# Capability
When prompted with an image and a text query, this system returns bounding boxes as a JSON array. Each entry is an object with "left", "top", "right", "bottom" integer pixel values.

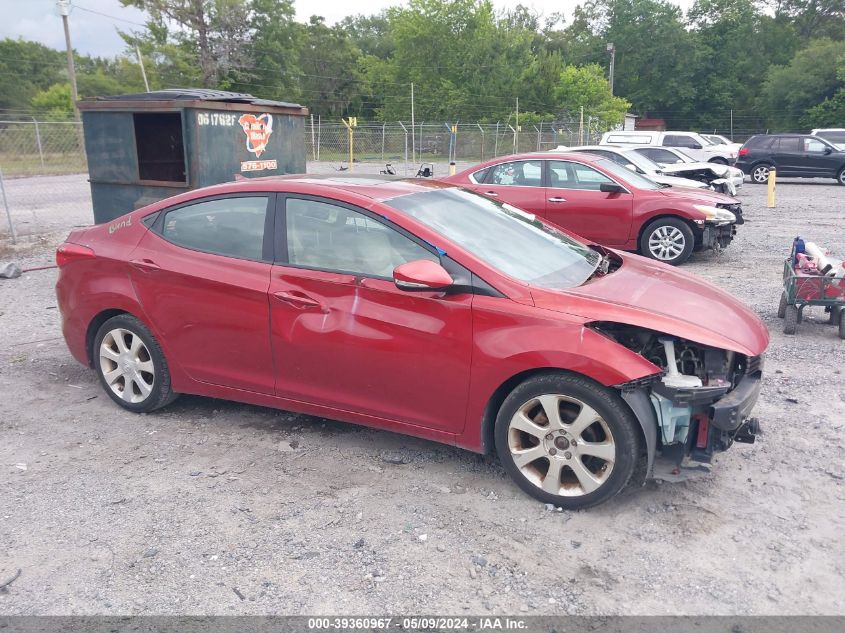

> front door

[
  {"left": 544, "top": 160, "right": 633, "bottom": 245},
  {"left": 129, "top": 194, "right": 275, "bottom": 394},
  {"left": 800, "top": 137, "right": 841, "bottom": 177},
  {"left": 268, "top": 195, "right": 473, "bottom": 432}
]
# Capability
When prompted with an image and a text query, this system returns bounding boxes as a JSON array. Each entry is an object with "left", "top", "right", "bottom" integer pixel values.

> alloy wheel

[
  {"left": 507, "top": 394, "right": 616, "bottom": 497},
  {"left": 99, "top": 328, "right": 155, "bottom": 404},
  {"left": 647, "top": 225, "right": 686, "bottom": 261},
  {"left": 752, "top": 165, "right": 770, "bottom": 183}
]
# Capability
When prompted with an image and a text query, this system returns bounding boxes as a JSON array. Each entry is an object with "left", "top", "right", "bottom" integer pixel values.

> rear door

[
  {"left": 771, "top": 136, "right": 803, "bottom": 175},
  {"left": 129, "top": 194, "right": 275, "bottom": 394},
  {"left": 465, "top": 159, "right": 546, "bottom": 215},
  {"left": 544, "top": 160, "right": 633, "bottom": 245}
]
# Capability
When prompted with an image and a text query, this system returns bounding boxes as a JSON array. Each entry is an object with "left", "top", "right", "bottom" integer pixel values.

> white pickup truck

[{"left": 600, "top": 130, "right": 737, "bottom": 164}]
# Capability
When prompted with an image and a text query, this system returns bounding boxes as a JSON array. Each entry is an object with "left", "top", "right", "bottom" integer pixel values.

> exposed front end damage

[{"left": 591, "top": 323, "right": 763, "bottom": 479}]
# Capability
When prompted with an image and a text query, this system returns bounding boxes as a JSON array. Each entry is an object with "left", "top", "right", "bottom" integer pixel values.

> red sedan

[
  {"left": 443, "top": 152, "right": 742, "bottom": 266},
  {"left": 56, "top": 175, "right": 768, "bottom": 509}
]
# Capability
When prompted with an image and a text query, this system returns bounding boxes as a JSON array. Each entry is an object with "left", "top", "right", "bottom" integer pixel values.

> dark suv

[{"left": 736, "top": 134, "right": 845, "bottom": 185}]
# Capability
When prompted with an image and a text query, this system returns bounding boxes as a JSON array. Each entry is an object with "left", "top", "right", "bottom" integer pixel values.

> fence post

[
  {"left": 0, "top": 166, "right": 16, "bottom": 244},
  {"left": 477, "top": 123, "right": 485, "bottom": 162},
  {"left": 316, "top": 115, "right": 321, "bottom": 162},
  {"left": 494, "top": 122, "right": 499, "bottom": 157},
  {"left": 381, "top": 122, "right": 386, "bottom": 163},
  {"left": 509, "top": 125, "right": 517, "bottom": 154},
  {"left": 534, "top": 124, "right": 541, "bottom": 152},
  {"left": 310, "top": 114, "right": 316, "bottom": 162},
  {"left": 398, "top": 121, "right": 409, "bottom": 176},
  {"left": 32, "top": 118, "right": 45, "bottom": 170}
]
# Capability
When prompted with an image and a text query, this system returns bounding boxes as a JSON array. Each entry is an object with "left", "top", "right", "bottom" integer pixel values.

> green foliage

[
  {"left": 805, "top": 88, "right": 845, "bottom": 128},
  {"left": 32, "top": 83, "right": 74, "bottom": 120},
  {"left": 760, "top": 38, "right": 845, "bottom": 130}
]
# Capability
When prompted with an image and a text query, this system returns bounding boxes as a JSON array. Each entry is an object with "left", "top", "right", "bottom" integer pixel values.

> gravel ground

[{"left": 0, "top": 172, "right": 843, "bottom": 616}]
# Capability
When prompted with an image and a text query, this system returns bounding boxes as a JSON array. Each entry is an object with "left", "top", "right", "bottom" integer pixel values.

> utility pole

[
  {"left": 606, "top": 42, "right": 616, "bottom": 96},
  {"left": 57, "top": 1, "right": 80, "bottom": 121},
  {"left": 410, "top": 82, "right": 415, "bottom": 164},
  {"left": 136, "top": 45, "right": 150, "bottom": 92}
]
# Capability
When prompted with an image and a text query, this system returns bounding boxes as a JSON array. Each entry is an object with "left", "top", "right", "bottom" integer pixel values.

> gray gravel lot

[{"left": 0, "top": 172, "right": 843, "bottom": 616}]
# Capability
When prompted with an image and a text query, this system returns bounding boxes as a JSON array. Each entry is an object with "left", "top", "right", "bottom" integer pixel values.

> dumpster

[{"left": 77, "top": 89, "right": 309, "bottom": 222}]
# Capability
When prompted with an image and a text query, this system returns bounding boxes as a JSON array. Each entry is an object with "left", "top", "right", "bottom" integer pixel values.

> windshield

[
  {"left": 816, "top": 131, "right": 845, "bottom": 146},
  {"left": 617, "top": 150, "right": 663, "bottom": 174},
  {"left": 592, "top": 157, "right": 661, "bottom": 190},
  {"left": 385, "top": 188, "right": 600, "bottom": 289}
]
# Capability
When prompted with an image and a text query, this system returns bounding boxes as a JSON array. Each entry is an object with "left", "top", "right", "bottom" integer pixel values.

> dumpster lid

[{"left": 78, "top": 89, "right": 308, "bottom": 115}]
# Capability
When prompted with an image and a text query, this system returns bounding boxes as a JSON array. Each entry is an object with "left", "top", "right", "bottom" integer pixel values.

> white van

[{"left": 599, "top": 130, "right": 737, "bottom": 164}]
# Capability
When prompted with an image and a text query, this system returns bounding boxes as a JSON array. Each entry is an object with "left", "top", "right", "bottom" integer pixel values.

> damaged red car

[{"left": 55, "top": 175, "right": 768, "bottom": 509}]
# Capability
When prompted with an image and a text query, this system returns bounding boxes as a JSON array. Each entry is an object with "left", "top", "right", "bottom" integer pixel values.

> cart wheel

[
  {"left": 829, "top": 306, "right": 841, "bottom": 325},
  {"left": 777, "top": 292, "right": 788, "bottom": 319},
  {"left": 839, "top": 310, "right": 845, "bottom": 340},
  {"left": 784, "top": 305, "right": 798, "bottom": 335}
]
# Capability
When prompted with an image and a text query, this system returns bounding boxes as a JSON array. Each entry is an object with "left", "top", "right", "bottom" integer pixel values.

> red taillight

[
  {"left": 56, "top": 243, "right": 95, "bottom": 267},
  {"left": 738, "top": 148, "right": 750, "bottom": 156}
]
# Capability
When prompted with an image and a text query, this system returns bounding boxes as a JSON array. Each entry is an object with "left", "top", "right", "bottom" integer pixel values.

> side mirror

[
  {"left": 824, "top": 146, "right": 832, "bottom": 155},
  {"left": 691, "top": 143, "right": 703, "bottom": 150},
  {"left": 624, "top": 163, "right": 637, "bottom": 171},
  {"left": 599, "top": 182, "right": 626, "bottom": 194},
  {"left": 393, "top": 259, "right": 453, "bottom": 291}
]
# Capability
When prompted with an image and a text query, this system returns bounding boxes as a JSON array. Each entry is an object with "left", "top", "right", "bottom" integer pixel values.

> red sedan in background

[
  {"left": 444, "top": 152, "right": 742, "bottom": 266},
  {"left": 56, "top": 175, "right": 767, "bottom": 509}
]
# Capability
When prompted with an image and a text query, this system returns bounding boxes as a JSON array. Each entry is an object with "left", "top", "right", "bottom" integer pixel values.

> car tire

[
  {"left": 837, "top": 167, "right": 845, "bottom": 186},
  {"left": 778, "top": 292, "right": 788, "bottom": 319},
  {"left": 751, "top": 163, "right": 772, "bottom": 184},
  {"left": 494, "top": 372, "right": 639, "bottom": 510},
  {"left": 784, "top": 305, "right": 798, "bottom": 335},
  {"left": 93, "top": 314, "right": 177, "bottom": 413},
  {"left": 839, "top": 310, "right": 845, "bottom": 339},
  {"left": 639, "top": 218, "right": 694, "bottom": 266}
]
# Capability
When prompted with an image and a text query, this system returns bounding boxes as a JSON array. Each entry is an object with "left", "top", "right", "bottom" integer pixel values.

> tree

[
  {"left": 760, "top": 38, "right": 845, "bottom": 130},
  {"left": 553, "top": 64, "right": 630, "bottom": 124},
  {"left": 121, "top": 0, "right": 252, "bottom": 87},
  {"left": 32, "top": 83, "right": 74, "bottom": 120},
  {"left": 0, "top": 39, "right": 65, "bottom": 115}
]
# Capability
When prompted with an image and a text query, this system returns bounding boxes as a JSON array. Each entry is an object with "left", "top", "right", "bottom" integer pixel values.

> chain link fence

[
  {"left": 304, "top": 118, "right": 608, "bottom": 175},
  {"left": 0, "top": 120, "right": 90, "bottom": 246}
]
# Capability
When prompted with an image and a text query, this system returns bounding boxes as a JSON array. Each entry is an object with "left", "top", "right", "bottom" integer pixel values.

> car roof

[{"left": 221, "top": 173, "right": 453, "bottom": 202}]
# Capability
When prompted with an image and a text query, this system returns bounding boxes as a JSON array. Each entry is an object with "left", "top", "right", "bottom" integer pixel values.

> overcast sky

[{"left": 0, "top": 0, "right": 696, "bottom": 57}]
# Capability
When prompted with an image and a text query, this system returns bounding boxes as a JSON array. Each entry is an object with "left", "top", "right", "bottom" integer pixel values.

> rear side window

[
  {"left": 470, "top": 167, "right": 490, "bottom": 183},
  {"left": 160, "top": 196, "right": 269, "bottom": 261},
  {"left": 744, "top": 136, "right": 775, "bottom": 149},
  {"left": 606, "top": 134, "right": 652, "bottom": 144},
  {"left": 662, "top": 134, "right": 698, "bottom": 148},
  {"left": 488, "top": 160, "right": 543, "bottom": 187},
  {"left": 775, "top": 137, "right": 801, "bottom": 152}
]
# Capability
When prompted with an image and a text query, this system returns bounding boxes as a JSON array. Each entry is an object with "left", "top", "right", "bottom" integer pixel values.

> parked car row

[{"left": 599, "top": 130, "right": 739, "bottom": 164}]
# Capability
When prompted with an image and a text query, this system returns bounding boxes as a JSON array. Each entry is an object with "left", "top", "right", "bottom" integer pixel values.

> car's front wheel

[
  {"left": 751, "top": 163, "right": 772, "bottom": 184},
  {"left": 494, "top": 373, "right": 639, "bottom": 510},
  {"left": 837, "top": 167, "right": 845, "bottom": 186},
  {"left": 639, "top": 217, "right": 694, "bottom": 265},
  {"left": 94, "top": 314, "right": 177, "bottom": 412}
]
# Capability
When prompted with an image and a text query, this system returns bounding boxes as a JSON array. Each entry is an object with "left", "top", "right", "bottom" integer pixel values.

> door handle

[
  {"left": 129, "top": 258, "right": 160, "bottom": 272},
  {"left": 483, "top": 191, "right": 499, "bottom": 197},
  {"left": 273, "top": 290, "right": 326, "bottom": 311},
  {"left": 547, "top": 197, "right": 567, "bottom": 203}
]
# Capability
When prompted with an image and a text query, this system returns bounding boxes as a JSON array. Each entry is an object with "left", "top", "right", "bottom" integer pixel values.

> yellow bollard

[
  {"left": 449, "top": 161, "right": 456, "bottom": 176},
  {"left": 767, "top": 167, "right": 776, "bottom": 208},
  {"left": 342, "top": 117, "right": 357, "bottom": 172}
]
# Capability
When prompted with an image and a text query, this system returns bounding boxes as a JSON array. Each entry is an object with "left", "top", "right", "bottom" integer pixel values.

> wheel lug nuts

[
  {"left": 548, "top": 448, "right": 557, "bottom": 456},
  {"left": 564, "top": 452, "right": 572, "bottom": 459},
  {"left": 545, "top": 433, "right": 553, "bottom": 440},
  {"left": 570, "top": 440, "right": 577, "bottom": 447}
]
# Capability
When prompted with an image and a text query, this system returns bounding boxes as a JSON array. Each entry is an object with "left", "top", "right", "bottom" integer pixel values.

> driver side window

[{"left": 284, "top": 198, "right": 437, "bottom": 279}]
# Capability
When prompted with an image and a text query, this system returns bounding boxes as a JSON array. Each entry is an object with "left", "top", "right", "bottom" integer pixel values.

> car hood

[
  {"left": 657, "top": 185, "right": 738, "bottom": 205},
  {"left": 531, "top": 252, "right": 769, "bottom": 357},
  {"left": 661, "top": 161, "right": 729, "bottom": 177},
  {"left": 651, "top": 174, "right": 707, "bottom": 189}
]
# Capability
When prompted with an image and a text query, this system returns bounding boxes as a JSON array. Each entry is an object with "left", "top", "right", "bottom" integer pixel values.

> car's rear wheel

[
  {"left": 837, "top": 167, "right": 845, "bottom": 186},
  {"left": 494, "top": 373, "right": 639, "bottom": 510},
  {"left": 639, "top": 218, "right": 694, "bottom": 266},
  {"left": 751, "top": 163, "right": 772, "bottom": 184},
  {"left": 94, "top": 314, "right": 177, "bottom": 412}
]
